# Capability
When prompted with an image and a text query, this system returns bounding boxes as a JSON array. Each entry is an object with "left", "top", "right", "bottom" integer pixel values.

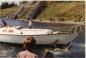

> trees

[
  {"left": 1, "top": 2, "right": 16, "bottom": 9},
  {"left": 1, "top": 2, "right": 9, "bottom": 9}
]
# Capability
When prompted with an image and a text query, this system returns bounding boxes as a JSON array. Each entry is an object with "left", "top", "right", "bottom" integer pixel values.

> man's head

[{"left": 23, "top": 36, "right": 36, "bottom": 51}]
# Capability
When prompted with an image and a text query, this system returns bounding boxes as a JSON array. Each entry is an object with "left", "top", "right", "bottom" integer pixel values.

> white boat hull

[{"left": 0, "top": 33, "right": 78, "bottom": 45}]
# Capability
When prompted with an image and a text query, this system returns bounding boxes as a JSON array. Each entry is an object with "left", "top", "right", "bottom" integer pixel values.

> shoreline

[{"left": 33, "top": 20, "right": 85, "bottom": 25}]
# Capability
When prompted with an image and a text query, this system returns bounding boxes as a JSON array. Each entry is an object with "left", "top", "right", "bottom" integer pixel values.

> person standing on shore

[
  {"left": 17, "top": 36, "right": 38, "bottom": 58},
  {"left": 28, "top": 20, "right": 32, "bottom": 29}
]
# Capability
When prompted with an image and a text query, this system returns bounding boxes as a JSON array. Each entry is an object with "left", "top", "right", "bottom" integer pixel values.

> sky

[
  {"left": 0, "top": 0, "right": 84, "bottom": 5},
  {"left": 0, "top": 0, "right": 30, "bottom": 2},
  {"left": 0, "top": 0, "right": 35, "bottom": 2},
  {"left": 0, "top": 0, "right": 34, "bottom": 5},
  {"left": 0, "top": 0, "right": 84, "bottom": 2}
]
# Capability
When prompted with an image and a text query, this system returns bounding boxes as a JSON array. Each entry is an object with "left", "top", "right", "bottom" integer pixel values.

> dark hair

[
  {"left": 23, "top": 36, "right": 36, "bottom": 52},
  {"left": 45, "top": 52, "right": 54, "bottom": 58}
]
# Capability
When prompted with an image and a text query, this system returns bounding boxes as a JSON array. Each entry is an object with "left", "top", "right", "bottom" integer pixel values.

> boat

[{"left": 0, "top": 25, "right": 81, "bottom": 45}]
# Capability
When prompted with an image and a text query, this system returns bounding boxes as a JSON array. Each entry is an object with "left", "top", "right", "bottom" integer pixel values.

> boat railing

[
  {"left": 68, "top": 25, "right": 82, "bottom": 34},
  {"left": 54, "top": 25, "right": 82, "bottom": 34}
]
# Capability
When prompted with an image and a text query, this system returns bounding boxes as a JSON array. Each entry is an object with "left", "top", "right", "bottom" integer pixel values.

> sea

[{"left": 0, "top": 20, "right": 85, "bottom": 58}]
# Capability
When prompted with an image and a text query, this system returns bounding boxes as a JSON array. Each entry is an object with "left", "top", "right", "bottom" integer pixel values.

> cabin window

[
  {"left": 2, "top": 29, "right": 7, "bottom": 32},
  {"left": 8, "top": 30, "right": 14, "bottom": 32}
]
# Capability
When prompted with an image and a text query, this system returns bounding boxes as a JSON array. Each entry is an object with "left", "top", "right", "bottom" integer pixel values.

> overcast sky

[
  {"left": 0, "top": 0, "right": 84, "bottom": 2},
  {"left": 0, "top": 0, "right": 35, "bottom": 5},
  {"left": 0, "top": 0, "right": 84, "bottom": 5},
  {"left": 0, "top": 0, "right": 33, "bottom": 2}
]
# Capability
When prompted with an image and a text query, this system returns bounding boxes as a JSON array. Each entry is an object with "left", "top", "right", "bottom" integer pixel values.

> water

[
  {"left": 0, "top": 22, "right": 85, "bottom": 58},
  {"left": 0, "top": 33, "right": 84, "bottom": 58}
]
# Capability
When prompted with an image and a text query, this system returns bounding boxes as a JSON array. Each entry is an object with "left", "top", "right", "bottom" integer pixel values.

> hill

[
  {"left": 0, "top": 1, "right": 85, "bottom": 22},
  {"left": 37, "top": 1, "right": 85, "bottom": 22}
]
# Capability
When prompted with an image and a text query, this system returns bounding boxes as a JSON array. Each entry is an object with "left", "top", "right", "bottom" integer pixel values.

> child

[
  {"left": 17, "top": 36, "right": 38, "bottom": 58},
  {"left": 43, "top": 48, "right": 54, "bottom": 58}
]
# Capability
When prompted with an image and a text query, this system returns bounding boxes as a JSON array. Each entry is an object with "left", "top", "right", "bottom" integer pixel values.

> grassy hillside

[
  {"left": 0, "top": 1, "right": 85, "bottom": 22},
  {"left": 37, "top": 1, "right": 85, "bottom": 22},
  {"left": 0, "top": 6, "right": 17, "bottom": 17},
  {"left": 0, "top": 1, "right": 40, "bottom": 19}
]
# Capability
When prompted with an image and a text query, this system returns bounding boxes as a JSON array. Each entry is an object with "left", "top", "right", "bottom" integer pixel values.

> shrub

[{"left": 1, "top": 2, "right": 16, "bottom": 9}]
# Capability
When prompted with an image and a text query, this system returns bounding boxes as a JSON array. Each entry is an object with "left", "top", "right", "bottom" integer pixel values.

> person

[
  {"left": 28, "top": 20, "right": 32, "bottom": 29},
  {"left": 42, "top": 48, "right": 54, "bottom": 58},
  {"left": 2, "top": 19, "right": 7, "bottom": 26},
  {"left": 17, "top": 36, "right": 38, "bottom": 58}
]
